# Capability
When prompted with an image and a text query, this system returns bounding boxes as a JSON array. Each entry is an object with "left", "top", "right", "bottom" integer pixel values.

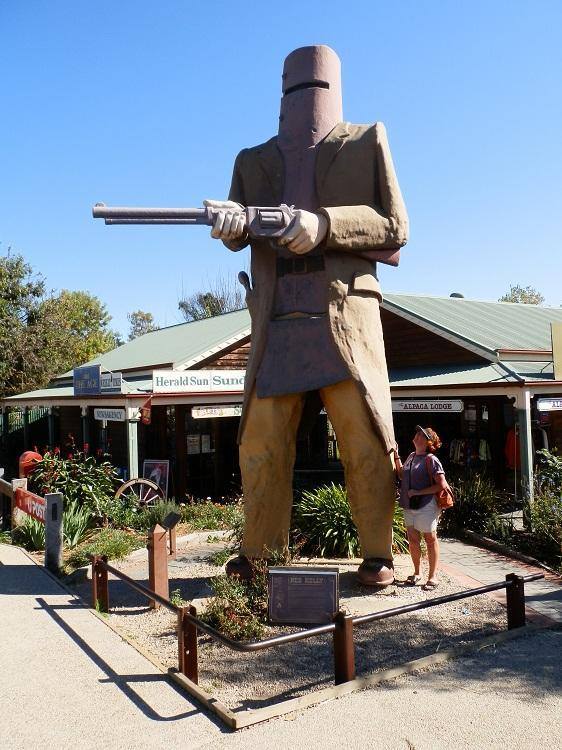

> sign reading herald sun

[{"left": 152, "top": 370, "right": 245, "bottom": 394}]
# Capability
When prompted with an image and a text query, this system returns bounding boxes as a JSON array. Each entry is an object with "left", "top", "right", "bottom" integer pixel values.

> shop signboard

[
  {"left": 100, "top": 371, "right": 123, "bottom": 393},
  {"left": 192, "top": 405, "right": 243, "bottom": 419},
  {"left": 537, "top": 397, "right": 562, "bottom": 412},
  {"left": 153, "top": 369, "right": 245, "bottom": 394},
  {"left": 94, "top": 408, "right": 126, "bottom": 422},
  {"left": 392, "top": 399, "right": 464, "bottom": 413},
  {"left": 74, "top": 366, "right": 124, "bottom": 395},
  {"left": 74, "top": 365, "right": 101, "bottom": 395}
]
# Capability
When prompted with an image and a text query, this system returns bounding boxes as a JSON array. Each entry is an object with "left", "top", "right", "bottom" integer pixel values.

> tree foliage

[
  {"left": 499, "top": 284, "right": 545, "bottom": 305},
  {"left": 127, "top": 309, "right": 158, "bottom": 340},
  {"left": 0, "top": 250, "right": 119, "bottom": 397},
  {"left": 178, "top": 274, "right": 245, "bottom": 322}
]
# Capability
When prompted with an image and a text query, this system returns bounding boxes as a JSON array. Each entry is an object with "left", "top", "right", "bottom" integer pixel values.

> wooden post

[
  {"left": 333, "top": 611, "right": 356, "bottom": 684},
  {"left": 178, "top": 605, "right": 198, "bottom": 683},
  {"left": 11, "top": 478, "right": 27, "bottom": 528},
  {"left": 506, "top": 573, "right": 526, "bottom": 629},
  {"left": 148, "top": 524, "right": 169, "bottom": 608},
  {"left": 44, "top": 492, "right": 63, "bottom": 573},
  {"left": 91, "top": 555, "right": 109, "bottom": 612}
]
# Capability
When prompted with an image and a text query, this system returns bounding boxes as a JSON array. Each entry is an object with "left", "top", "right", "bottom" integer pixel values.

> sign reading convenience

[
  {"left": 94, "top": 408, "right": 126, "bottom": 422},
  {"left": 153, "top": 370, "right": 245, "bottom": 394},
  {"left": 392, "top": 399, "right": 464, "bottom": 413}
]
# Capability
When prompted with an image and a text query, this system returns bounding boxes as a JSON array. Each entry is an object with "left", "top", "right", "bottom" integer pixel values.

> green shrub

[
  {"left": 138, "top": 500, "right": 183, "bottom": 530},
  {"left": 527, "top": 487, "right": 562, "bottom": 566},
  {"left": 29, "top": 451, "right": 118, "bottom": 521},
  {"left": 12, "top": 516, "right": 45, "bottom": 551},
  {"left": 0, "top": 530, "right": 11, "bottom": 544},
  {"left": 439, "top": 472, "right": 502, "bottom": 534},
  {"left": 181, "top": 499, "right": 244, "bottom": 531},
  {"left": 292, "top": 483, "right": 409, "bottom": 558},
  {"left": 63, "top": 500, "right": 93, "bottom": 548},
  {"left": 67, "top": 528, "right": 143, "bottom": 568},
  {"left": 535, "top": 449, "right": 562, "bottom": 493}
]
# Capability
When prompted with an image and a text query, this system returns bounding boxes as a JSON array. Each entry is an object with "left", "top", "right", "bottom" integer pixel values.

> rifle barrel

[{"left": 92, "top": 204, "right": 212, "bottom": 225}]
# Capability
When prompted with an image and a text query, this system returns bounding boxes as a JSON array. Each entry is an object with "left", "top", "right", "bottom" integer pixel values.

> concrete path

[
  {"left": 440, "top": 538, "right": 562, "bottom": 623},
  {"left": 1, "top": 542, "right": 560, "bottom": 749}
]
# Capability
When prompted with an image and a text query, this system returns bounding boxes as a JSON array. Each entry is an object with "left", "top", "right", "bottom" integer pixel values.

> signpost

[{"left": 268, "top": 567, "right": 339, "bottom": 624}]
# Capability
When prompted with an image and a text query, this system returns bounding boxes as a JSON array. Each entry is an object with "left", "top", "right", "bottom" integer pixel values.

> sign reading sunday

[{"left": 153, "top": 370, "right": 245, "bottom": 394}]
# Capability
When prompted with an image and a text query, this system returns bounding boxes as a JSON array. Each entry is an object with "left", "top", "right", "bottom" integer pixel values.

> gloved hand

[
  {"left": 277, "top": 209, "right": 328, "bottom": 255},
  {"left": 203, "top": 200, "right": 247, "bottom": 241}
]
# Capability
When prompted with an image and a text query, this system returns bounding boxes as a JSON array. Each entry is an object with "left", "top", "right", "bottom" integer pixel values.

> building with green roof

[{"left": 2, "top": 293, "right": 562, "bottom": 499}]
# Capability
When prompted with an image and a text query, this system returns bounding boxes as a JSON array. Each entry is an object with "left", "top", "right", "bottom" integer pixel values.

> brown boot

[
  {"left": 357, "top": 558, "right": 394, "bottom": 587},
  {"left": 225, "top": 555, "right": 254, "bottom": 581}
]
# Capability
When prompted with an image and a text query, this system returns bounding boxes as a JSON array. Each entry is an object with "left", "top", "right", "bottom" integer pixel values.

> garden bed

[{"left": 72, "top": 536, "right": 507, "bottom": 712}]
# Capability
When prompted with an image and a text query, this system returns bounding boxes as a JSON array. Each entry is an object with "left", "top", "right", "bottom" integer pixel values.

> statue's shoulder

[
  {"left": 343, "top": 122, "right": 386, "bottom": 142},
  {"left": 234, "top": 136, "right": 278, "bottom": 165}
]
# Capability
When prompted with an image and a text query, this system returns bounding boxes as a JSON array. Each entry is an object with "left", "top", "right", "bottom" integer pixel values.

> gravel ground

[{"left": 71, "top": 537, "right": 507, "bottom": 712}]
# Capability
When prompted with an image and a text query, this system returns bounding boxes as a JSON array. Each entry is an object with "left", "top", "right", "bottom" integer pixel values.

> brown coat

[{"left": 227, "top": 121, "right": 409, "bottom": 452}]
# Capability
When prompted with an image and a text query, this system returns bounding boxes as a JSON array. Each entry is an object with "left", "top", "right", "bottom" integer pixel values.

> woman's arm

[{"left": 408, "top": 473, "right": 447, "bottom": 498}]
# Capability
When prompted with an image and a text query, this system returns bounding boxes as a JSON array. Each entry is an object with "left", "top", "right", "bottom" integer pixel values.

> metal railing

[{"left": 91, "top": 555, "right": 543, "bottom": 686}]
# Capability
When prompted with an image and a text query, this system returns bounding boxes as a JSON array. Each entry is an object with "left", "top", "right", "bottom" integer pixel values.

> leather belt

[{"left": 276, "top": 256, "right": 325, "bottom": 277}]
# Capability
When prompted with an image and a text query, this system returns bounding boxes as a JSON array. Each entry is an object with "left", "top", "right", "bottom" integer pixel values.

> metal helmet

[{"left": 278, "top": 45, "right": 343, "bottom": 148}]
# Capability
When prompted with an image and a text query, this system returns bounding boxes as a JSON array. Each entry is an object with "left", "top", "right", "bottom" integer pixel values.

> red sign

[
  {"left": 140, "top": 396, "right": 152, "bottom": 426},
  {"left": 15, "top": 488, "right": 46, "bottom": 523}
]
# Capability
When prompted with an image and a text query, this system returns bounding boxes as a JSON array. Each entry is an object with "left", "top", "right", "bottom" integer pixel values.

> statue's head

[{"left": 278, "top": 45, "right": 343, "bottom": 147}]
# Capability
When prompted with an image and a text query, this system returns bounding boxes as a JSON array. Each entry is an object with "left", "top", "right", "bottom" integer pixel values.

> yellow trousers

[{"left": 239, "top": 379, "right": 396, "bottom": 560}]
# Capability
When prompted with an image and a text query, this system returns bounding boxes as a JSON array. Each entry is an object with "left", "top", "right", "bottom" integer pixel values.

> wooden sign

[
  {"left": 268, "top": 567, "right": 339, "bottom": 624},
  {"left": 14, "top": 488, "right": 46, "bottom": 523}
]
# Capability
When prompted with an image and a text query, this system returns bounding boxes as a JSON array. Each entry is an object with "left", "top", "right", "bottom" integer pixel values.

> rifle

[
  {"left": 92, "top": 203, "right": 400, "bottom": 265},
  {"left": 92, "top": 203, "right": 295, "bottom": 242}
]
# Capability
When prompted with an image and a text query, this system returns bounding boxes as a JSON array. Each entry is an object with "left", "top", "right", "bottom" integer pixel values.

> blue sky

[{"left": 1, "top": 1, "right": 561, "bottom": 337}]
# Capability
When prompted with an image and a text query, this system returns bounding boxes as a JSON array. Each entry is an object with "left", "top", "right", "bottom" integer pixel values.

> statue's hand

[
  {"left": 278, "top": 210, "right": 328, "bottom": 255},
  {"left": 203, "top": 199, "right": 247, "bottom": 241}
]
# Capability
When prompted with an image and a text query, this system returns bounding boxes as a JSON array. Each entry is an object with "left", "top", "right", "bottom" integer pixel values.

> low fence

[
  {"left": 0, "top": 473, "right": 63, "bottom": 572},
  {"left": 90, "top": 556, "right": 543, "bottom": 686}
]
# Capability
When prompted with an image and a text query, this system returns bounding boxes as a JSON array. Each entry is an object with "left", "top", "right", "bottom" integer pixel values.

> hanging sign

[
  {"left": 94, "top": 408, "right": 126, "bottom": 422},
  {"left": 537, "top": 397, "right": 562, "bottom": 412},
  {"left": 153, "top": 369, "right": 245, "bottom": 394},
  {"left": 192, "top": 405, "right": 243, "bottom": 419},
  {"left": 392, "top": 399, "right": 464, "bottom": 413}
]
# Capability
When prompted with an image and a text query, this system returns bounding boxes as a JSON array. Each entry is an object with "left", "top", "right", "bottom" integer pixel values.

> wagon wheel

[{"left": 114, "top": 478, "right": 164, "bottom": 507}]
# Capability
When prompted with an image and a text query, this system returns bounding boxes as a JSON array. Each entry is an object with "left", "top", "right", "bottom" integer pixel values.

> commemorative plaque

[{"left": 268, "top": 567, "right": 339, "bottom": 625}]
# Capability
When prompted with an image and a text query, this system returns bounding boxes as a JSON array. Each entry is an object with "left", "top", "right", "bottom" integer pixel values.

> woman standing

[{"left": 399, "top": 426, "right": 448, "bottom": 590}]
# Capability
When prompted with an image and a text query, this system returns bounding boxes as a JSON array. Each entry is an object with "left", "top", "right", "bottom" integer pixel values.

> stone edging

[{"left": 461, "top": 529, "right": 562, "bottom": 579}]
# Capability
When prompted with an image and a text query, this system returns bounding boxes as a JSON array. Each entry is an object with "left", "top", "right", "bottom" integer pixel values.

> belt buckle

[{"left": 292, "top": 257, "right": 307, "bottom": 274}]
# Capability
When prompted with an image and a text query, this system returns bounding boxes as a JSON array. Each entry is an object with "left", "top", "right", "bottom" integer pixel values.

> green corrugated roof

[
  {"left": 384, "top": 293, "right": 562, "bottom": 353},
  {"left": 62, "top": 308, "right": 251, "bottom": 376}
]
